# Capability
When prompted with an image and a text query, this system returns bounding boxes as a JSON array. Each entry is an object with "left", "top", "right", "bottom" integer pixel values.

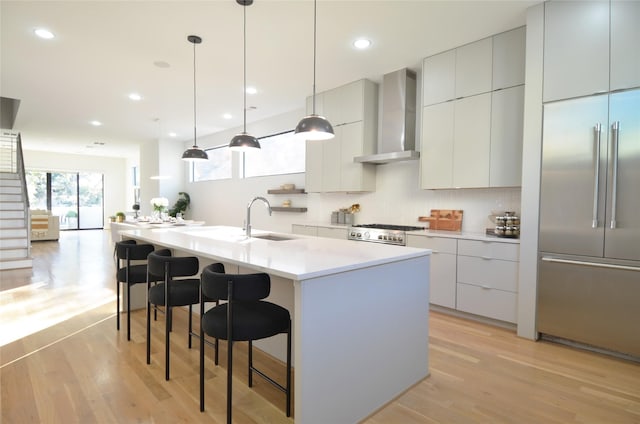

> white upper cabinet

[
  {"left": 492, "top": 27, "right": 526, "bottom": 90},
  {"left": 420, "top": 28, "right": 525, "bottom": 190},
  {"left": 544, "top": 0, "right": 609, "bottom": 102},
  {"left": 455, "top": 38, "right": 493, "bottom": 98},
  {"left": 305, "top": 79, "right": 377, "bottom": 193},
  {"left": 490, "top": 85, "right": 525, "bottom": 187},
  {"left": 452, "top": 93, "right": 492, "bottom": 188},
  {"left": 422, "top": 50, "right": 456, "bottom": 106},
  {"left": 421, "top": 102, "right": 455, "bottom": 189},
  {"left": 610, "top": 0, "right": 640, "bottom": 91},
  {"left": 544, "top": 0, "right": 640, "bottom": 102}
]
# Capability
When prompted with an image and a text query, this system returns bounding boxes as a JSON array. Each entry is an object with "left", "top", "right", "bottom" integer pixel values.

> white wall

[
  {"left": 23, "top": 149, "right": 129, "bottom": 225},
  {"left": 186, "top": 110, "right": 521, "bottom": 236}
]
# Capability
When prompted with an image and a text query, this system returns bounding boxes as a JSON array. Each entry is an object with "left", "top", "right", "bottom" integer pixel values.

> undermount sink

[{"left": 251, "top": 234, "right": 294, "bottom": 241}]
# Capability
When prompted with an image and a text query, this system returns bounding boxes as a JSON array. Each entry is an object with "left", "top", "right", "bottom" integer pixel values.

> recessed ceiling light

[
  {"left": 168, "top": 132, "right": 177, "bottom": 137},
  {"left": 223, "top": 113, "right": 232, "bottom": 120},
  {"left": 90, "top": 120, "right": 102, "bottom": 126},
  {"left": 353, "top": 38, "right": 371, "bottom": 49},
  {"left": 128, "top": 93, "right": 142, "bottom": 101},
  {"left": 246, "top": 86, "right": 257, "bottom": 95},
  {"left": 34, "top": 28, "right": 55, "bottom": 39}
]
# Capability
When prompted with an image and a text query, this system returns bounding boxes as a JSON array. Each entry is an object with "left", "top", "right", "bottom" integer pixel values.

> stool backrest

[
  {"left": 116, "top": 240, "right": 155, "bottom": 261},
  {"left": 201, "top": 268, "right": 270, "bottom": 301},
  {"left": 147, "top": 249, "right": 199, "bottom": 279}
]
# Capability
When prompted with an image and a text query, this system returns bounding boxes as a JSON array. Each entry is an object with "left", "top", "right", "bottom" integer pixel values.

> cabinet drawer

[
  {"left": 457, "top": 239, "right": 519, "bottom": 261},
  {"left": 406, "top": 235, "right": 457, "bottom": 254},
  {"left": 456, "top": 283, "right": 517, "bottom": 323},
  {"left": 457, "top": 255, "right": 518, "bottom": 292}
]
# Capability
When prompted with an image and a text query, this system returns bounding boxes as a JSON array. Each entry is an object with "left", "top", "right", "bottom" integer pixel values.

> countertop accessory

[
  {"left": 229, "top": 0, "right": 260, "bottom": 151},
  {"left": 182, "top": 35, "right": 209, "bottom": 161},
  {"left": 294, "top": 0, "right": 334, "bottom": 141},
  {"left": 281, "top": 183, "right": 295, "bottom": 190},
  {"left": 418, "top": 209, "right": 463, "bottom": 231}
]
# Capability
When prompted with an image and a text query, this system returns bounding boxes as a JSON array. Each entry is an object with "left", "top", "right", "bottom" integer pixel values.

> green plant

[
  {"left": 66, "top": 210, "right": 78, "bottom": 218},
  {"left": 168, "top": 192, "right": 190, "bottom": 218},
  {"left": 115, "top": 211, "right": 126, "bottom": 218}
]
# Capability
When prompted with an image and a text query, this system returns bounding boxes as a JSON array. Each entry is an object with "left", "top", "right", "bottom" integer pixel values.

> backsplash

[{"left": 304, "top": 160, "right": 521, "bottom": 234}]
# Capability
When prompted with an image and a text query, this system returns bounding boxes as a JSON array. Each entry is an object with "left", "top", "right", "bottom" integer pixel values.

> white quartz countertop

[
  {"left": 406, "top": 228, "right": 520, "bottom": 244},
  {"left": 120, "top": 225, "right": 431, "bottom": 281}
]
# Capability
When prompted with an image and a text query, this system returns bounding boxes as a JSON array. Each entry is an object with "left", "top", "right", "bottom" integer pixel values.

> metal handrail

[{"left": 16, "top": 133, "right": 30, "bottom": 208}]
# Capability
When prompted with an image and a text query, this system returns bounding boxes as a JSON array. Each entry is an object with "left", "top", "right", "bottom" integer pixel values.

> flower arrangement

[{"left": 150, "top": 197, "right": 169, "bottom": 213}]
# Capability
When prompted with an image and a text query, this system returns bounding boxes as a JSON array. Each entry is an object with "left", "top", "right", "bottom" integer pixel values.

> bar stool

[
  {"left": 146, "top": 249, "right": 201, "bottom": 381},
  {"left": 115, "top": 240, "right": 161, "bottom": 340},
  {"left": 199, "top": 267, "right": 291, "bottom": 423}
]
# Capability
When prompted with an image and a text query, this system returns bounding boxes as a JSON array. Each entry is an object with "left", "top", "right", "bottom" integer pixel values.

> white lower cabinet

[
  {"left": 291, "top": 224, "right": 318, "bottom": 237},
  {"left": 291, "top": 224, "right": 347, "bottom": 240},
  {"left": 317, "top": 227, "right": 348, "bottom": 240},
  {"left": 407, "top": 235, "right": 519, "bottom": 324},
  {"left": 406, "top": 235, "right": 457, "bottom": 309},
  {"left": 456, "top": 240, "right": 519, "bottom": 323}
]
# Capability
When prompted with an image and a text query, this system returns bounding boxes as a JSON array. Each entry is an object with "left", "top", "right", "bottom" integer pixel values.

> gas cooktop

[{"left": 348, "top": 224, "right": 425, "bottom": 245}]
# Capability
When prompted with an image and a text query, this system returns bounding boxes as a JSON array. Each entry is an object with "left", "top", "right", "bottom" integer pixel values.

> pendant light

[
  {"left": 182, "top": 35, "right": 209, "bottom": 162},
  {"left": 294, "top": 0, "right": 334, "bottom": 141},
  {"left": 229, "top": 0, "right": 260, "bottom": 151}
]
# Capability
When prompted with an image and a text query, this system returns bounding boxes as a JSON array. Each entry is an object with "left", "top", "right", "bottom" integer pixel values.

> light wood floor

[{"left": 1, "top": 230, "right": 639, "bottom": 423}]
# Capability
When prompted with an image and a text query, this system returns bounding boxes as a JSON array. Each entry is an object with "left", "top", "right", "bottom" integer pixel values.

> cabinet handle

[
  {"left": 592, "top": 123, "right": 602, "bottom": 229},
  {"left": 481, "top": 285, "right": 492, "bottom": 290},
  {"left": 431, "top": 250, "right": 440, "bottom": 254},
  {"left": 481, "top": 256, "right": 493, "bottom": 260},
  {"left": 541, "top": 256, "right": 639, "bottom": 272},
  {"left": 610, "top": 121, "right": 620, "bottom": 230}
]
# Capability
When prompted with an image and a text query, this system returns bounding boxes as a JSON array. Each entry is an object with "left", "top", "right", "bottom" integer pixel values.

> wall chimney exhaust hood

[{"left": 354, "top": 68, "right": 419, "bottom": 164}]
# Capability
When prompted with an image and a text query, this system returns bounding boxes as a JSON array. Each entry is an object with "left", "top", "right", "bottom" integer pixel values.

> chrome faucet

[{"left": 245, "top": 196, "right": 272, "bottom": 237}]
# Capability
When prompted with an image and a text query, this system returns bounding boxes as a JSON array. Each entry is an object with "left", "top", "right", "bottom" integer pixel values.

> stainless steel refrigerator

[{"left": 537, "top": 89, "right": 640, "bottom": 358}]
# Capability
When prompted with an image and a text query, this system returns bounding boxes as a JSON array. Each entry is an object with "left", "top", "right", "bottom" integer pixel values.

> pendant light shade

[
  {"left": 182, "top": 35, "right": 208, "bottom": 162},
  {"left": 229, "top": 0, "right": 260, "bottom": 151},
  {"left": 294, "top": 114, "right": 334, "bottom": 140},
  {"left": 295, "top": 0, "right": 335, "bottom": 141}
]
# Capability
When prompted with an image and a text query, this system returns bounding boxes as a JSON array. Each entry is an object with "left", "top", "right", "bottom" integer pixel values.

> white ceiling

[{"left": 1, "top": 0, "right": 539, "bottom": 160}]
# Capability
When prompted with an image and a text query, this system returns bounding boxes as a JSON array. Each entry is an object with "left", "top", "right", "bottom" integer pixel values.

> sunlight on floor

[{"left": 0, "top": 281, "right": 116, "bottom": 346}]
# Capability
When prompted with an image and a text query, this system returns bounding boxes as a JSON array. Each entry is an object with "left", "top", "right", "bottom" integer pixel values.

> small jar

[
  {"left": 495, "top": 226, "right": 506, "bottom": 236},
  {"left": 504, "top": 226, "right": 514, "bottom": 237}
]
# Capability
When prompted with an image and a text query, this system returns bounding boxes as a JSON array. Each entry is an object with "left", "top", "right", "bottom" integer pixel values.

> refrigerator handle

[
  {"left": 610, "top": 121, "right": 620, "bottom": 229},
  {"left": 592, "top": 123, "right": 602, "bottom": 229}
]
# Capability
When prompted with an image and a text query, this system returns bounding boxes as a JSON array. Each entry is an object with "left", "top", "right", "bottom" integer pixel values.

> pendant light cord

[
  {"left": 243, "top": 4, "right": 248, "bottom": 133},
  {"left": 312, "top": 0, "right": 317, "bottom": 115},
  {"left": 193, "top": 39, "right": 197, "bottom": 147}
]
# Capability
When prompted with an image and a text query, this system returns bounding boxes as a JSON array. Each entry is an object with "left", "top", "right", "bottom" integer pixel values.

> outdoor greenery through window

[
  {"left": 192, "top": 145, "right": 232, "bottom": 182},
  {"left": 26, "top": 170, "right": 104, "bottom": 230},
  {"left": 243, "top": 130, "right": 304, "bottom": 178}
]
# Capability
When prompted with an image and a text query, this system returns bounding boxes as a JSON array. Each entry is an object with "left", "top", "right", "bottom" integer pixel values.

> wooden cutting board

[{"left": 418, "top": 209, "right": 463, "bottom": 231}]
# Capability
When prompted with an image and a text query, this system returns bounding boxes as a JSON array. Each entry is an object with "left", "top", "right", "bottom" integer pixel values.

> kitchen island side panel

[{"left": 294, "top": 255, "right": 430, "bottom": 424}]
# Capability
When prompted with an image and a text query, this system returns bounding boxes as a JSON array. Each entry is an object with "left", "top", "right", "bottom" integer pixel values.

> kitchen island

[{"left": 121, "top": 225, "right": 431, "bottom": 424}]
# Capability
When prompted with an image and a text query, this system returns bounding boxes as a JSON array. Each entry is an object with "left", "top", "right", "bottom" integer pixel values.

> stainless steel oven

[{"left": 348, "top": 224, "right": 425, "bottom": 246}]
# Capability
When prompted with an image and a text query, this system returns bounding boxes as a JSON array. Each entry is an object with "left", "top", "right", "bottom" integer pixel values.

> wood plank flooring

[{"left": 1, "top": 230, "right": 639, "bottom": 423}]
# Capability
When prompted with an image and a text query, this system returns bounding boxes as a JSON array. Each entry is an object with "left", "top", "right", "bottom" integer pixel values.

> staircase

[{"left": 0, "top": 131, "right": 32, "bottom": 270}]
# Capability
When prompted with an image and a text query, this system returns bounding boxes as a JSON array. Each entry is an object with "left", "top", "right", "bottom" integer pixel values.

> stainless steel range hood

[{"left": 354, "top": 68, "right": 419, "bottom": 164}]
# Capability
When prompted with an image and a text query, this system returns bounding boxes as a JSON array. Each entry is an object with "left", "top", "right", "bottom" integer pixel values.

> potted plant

[
  {"left": 168, "top": 192, "right": 191, "bottom": 218},
  {"left": 115, "top": 211, "right": 126, "bottom": 223}
]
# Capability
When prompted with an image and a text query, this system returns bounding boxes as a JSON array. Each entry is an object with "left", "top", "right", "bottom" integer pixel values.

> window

[
  {"left": 26, "top": 170, "right": 104, "bottom": 230},
  {"left": 243, "top": 130, "right": 305, "bottom": 178},
  {"left": 192, "top": 145, "right": 232, "bottom": 182}
]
